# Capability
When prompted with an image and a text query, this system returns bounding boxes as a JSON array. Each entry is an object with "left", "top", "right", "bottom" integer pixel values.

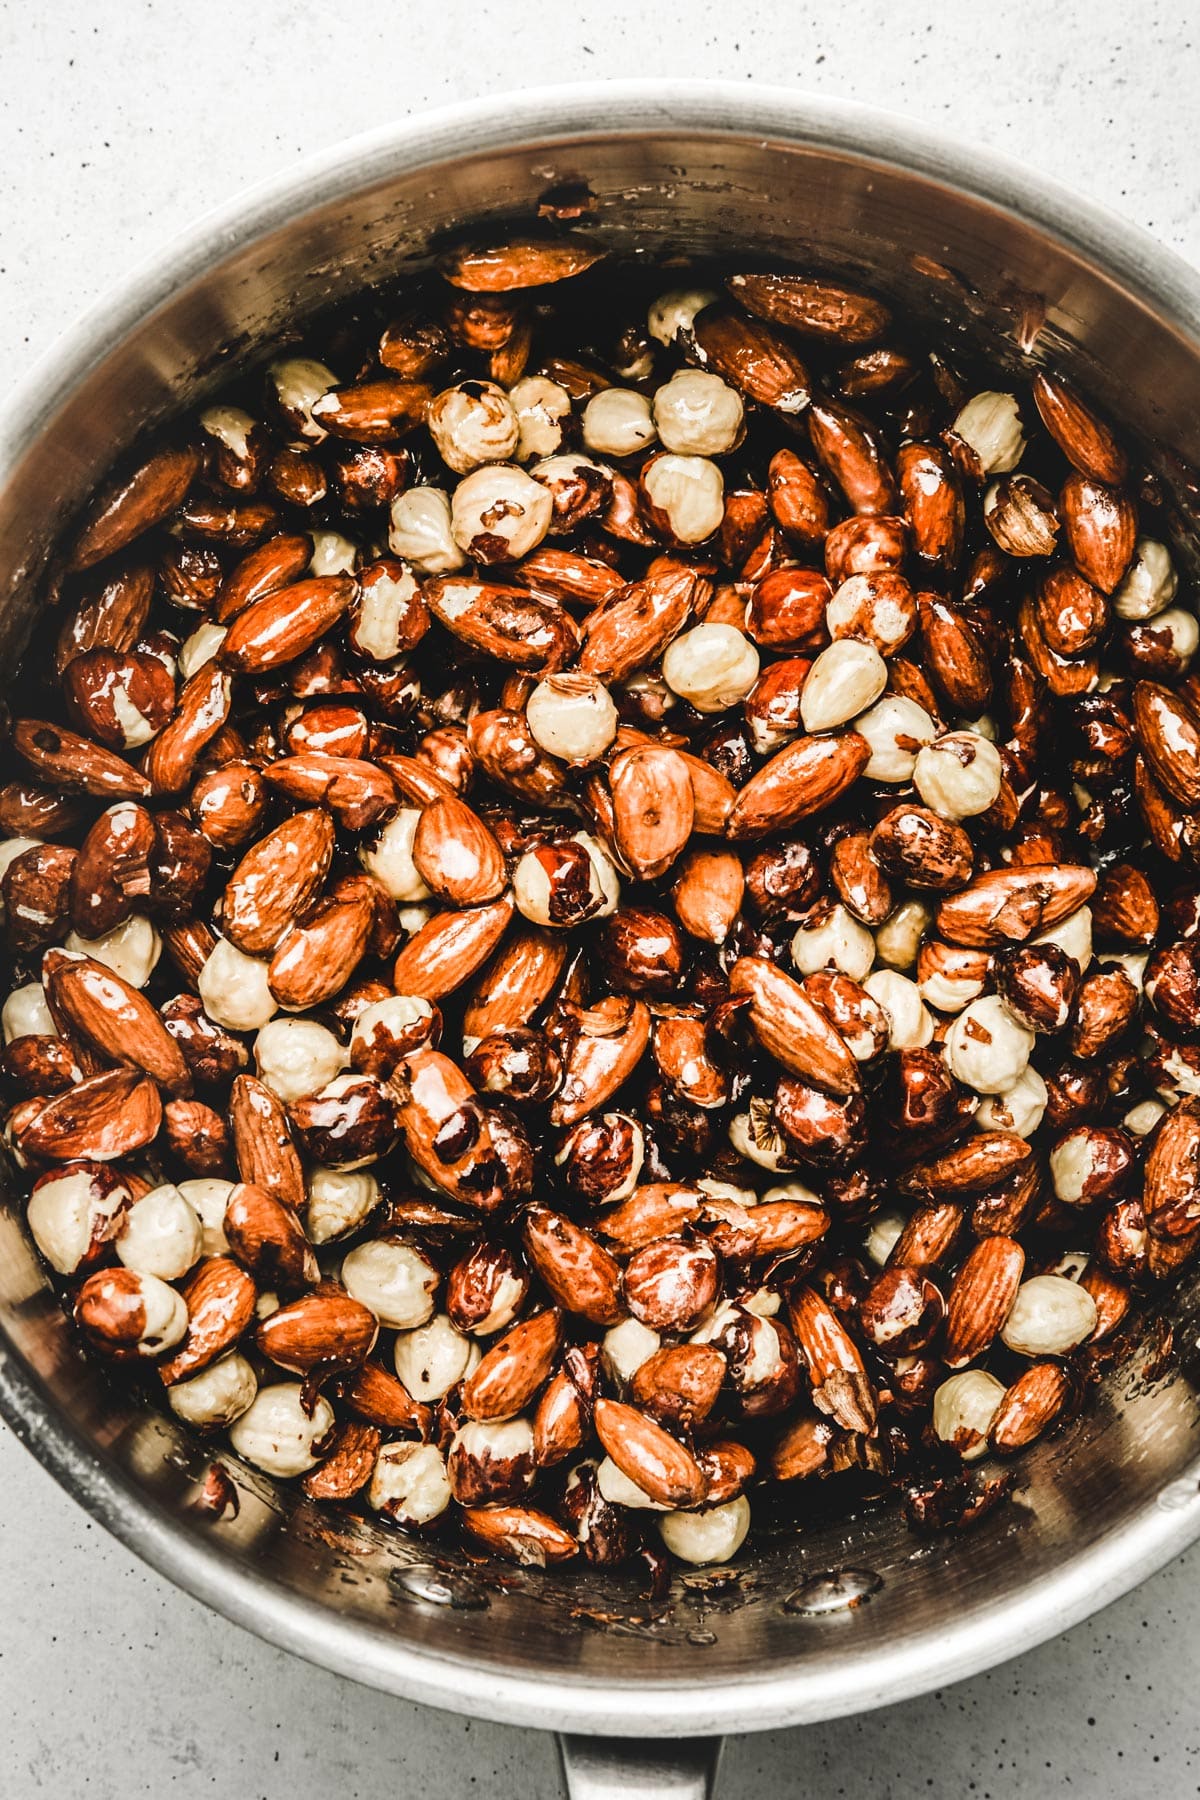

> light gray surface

[{"left": 0, "top": 3, "right": 1198, "bottom": 1794}]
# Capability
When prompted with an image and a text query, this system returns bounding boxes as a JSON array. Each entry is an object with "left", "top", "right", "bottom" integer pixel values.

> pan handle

[{"left": 557, "top": 1734, "right": 724, "bottom": 1799}]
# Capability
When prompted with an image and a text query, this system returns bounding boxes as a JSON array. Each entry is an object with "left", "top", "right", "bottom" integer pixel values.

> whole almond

[
  {"left": 690, "top": 303, "right": 810, "bottom": 412},
  {"left": 158, "top": 1256, "right": 258, "bottom": 1384},
  {"left": 392, "top": 894, "right": 514, "bottom": 1001},
  {"left": 423, "top": 578, "right": 576, "bottom": 670},
  {"left": 728, "top": 272, "right": 889, "bottom": 344},
  {"left": 463, "top": 927, "right": 567, "bottom": 1045},
  {"left": 461, "top": 1504, "right": 578, "bottom": 1566},
  {"left": 412, "top": 795, "right": 507, "bottom": 906},
  {"left": 901, "top": 1132, "right": 1032, "bottom": 1199},
  {"left": 991, "top": 1360, "right": 1072, "bottom": 1453},
  {"left": 550, "top": 995, "right": 652, "bottom": 1126},
  {"left": 440, "top": 236, "right": 604, "bottom": 291},
  {"left": 223, "top": 808, "right": 335, "bottom": 954},
  {"left": 70, "top": 444, "right": 200, "bottom": 571},
  {"left": 55, "top": 561, "right": 154, "bottom": 675},
  {"left": 523, "top": 1206, "right": 623, "bottom": 1324},
  {"left": 608, "top": 744, "right": 694, "bottom": 880},
  {"left": 788, "top": 1284, "right": 877, "bottom": 1432},
  {"left": 263, "top": 754, "right": 398, "bottom": 832},
  {"left": 935, "top": 864, "right": 1096, "bottom": 948},
  {"left": 896, "top": 442, "right": 965, "bottom": 569},
  {"left": 1032, "top": 372, "right": 1127, "bottom": 486},
  {"left": 1060, "top": 473, "right": 1137, "bottom": 594},
  {"left": 256, "top": 1283, "right": 379, "bottom": 1373},
  {"left": 461, "top": 1310, "right": 562, "bottom": 1422},
  {"left": 918, "top": 596, "right": 993, "bottom": 714},
  {"left": 943, "top": 1235, "right": 1025, "bottom": 1367},
  {"left": 311, "top": 378, "right": 433, "bottom": 442},
  {"left": 300, "top": 1420, "right": 381, "bottom": 1501},
  {"left": 730, "top": 957, "right": 860, "bottom": 1096},
  {"left": 727, "top": 732, "right": 869, "bottom": 839},
  {"left": 16, "top": 1068, "right": 161, "bottom": 1163},
  {"left": 267, "top": 890, "right": 374, "bottom": 1010},
  {"left": 672, "top": 845, "right": 744, "bottom": 944},
  {"left": 215, "top": 532, "right": 314, "bottom": 622},
  {"left": 14, "top": 719, "right": 150, "bottom": 801},
  {"left": 596, "top": 1183, "right": 706, "bottom": 1254},
  {"left": 807, "top": 400, "right": 898, "bottom": 515},
  {"left": 144, "top": 662, "right": 233, "bottom": 795},
  {"left": 1143, "top": 1102, "right": 1200, "bottom": 1235},
  {"left": 339, "top": 1360, "right": 430, "bottom": 1434},
  {"left": 43, "top": 949, "right": 191, "bottom": 1095},
  {"left": 593, "top": 1397, "right": 707, "bottom": 1507},
  {"left": 1133, "top": 681, "right": 1200, "bottom": 808},
  {"left": 578, "top": 564, "right": 703, "bottom": 685},
  {"left": 219, "top": 575, "right": 356, "bottom": 674},
  {"left": 229, "top": 1074, "right": 305, "bottom": 1212},
  {"left": 224, "top": 1181, "right": 318, "bottom": 1292},
  {"left": 630, "top": 1343, "right": 726, "bottom": 1427}
]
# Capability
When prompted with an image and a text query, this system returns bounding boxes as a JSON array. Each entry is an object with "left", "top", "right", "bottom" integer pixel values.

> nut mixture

[{"left": 2, "top": 230, "right": 1197, "bottom": 1574}]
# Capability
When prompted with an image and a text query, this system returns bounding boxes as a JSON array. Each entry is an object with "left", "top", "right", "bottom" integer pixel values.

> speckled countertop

[{"left": 1, "top": 4, "right": 1199, "bottom": 1795}]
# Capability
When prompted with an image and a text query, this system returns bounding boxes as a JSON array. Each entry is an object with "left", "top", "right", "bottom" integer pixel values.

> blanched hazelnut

[
  {"left": 596, "top": 1454, "right": 669, "bottom": 1510},
  {"left": 304, "top": 1167, "right": 380, "bottom": 1245},
  {"left": 177, "top": 1178, "right": 234, "bottom": 1256},
  {"left": 387, "top": 487, "right": 466, "bottom": 573},
  {"left": 913, "top": 731, "right": 1003, "bottom": 820},
  {"left": 976, "top": 1063, "right": 1048, "bottom": 1138},
  {"left": 952, "top": 391, "right": 1025, "bottom": 475},
  {"left": 932, "top": 1370, "right": 1005, "bottom": 1459},
  {"left": 267, "top": 357, "right": 337, "bottom": 440},
  {"left": 647, "top": 287, "right": 719, "bottom": 345},
  {"left": 451, "top": 464, "right": 553, "bottom": 561},
  {"left": 349, "top": 563, "right": 424, "bottom": 662},
  {"left": 509, "top": 376, "right": 572, "bottom": 461},
  {"left": 393, "top": 1312, "right": 480, "bottom": 1402},
  {"left": 358, "top": 809, "right": 432, "bottom": 903},
  {"left": 255, "top": 1018, "right": 346, "bottom": 1104},
  {"left": 229, "top": 1383, "right": 334, "bottom": 1476},
  {"left": 308, "top": 530, "right": 358, "bottom": 577},
  {"left": 66, "top": 914, "right": 161, "bottom": 988},
  {"left": 2, "top": 981, "right": 55, "bottom": 1043},
  {"left": 582, "top": 388, "right": 657, "bottom": 457},
  {"left": 791, "top": 902, "right": 876, "bottom": 982},
  {"left": 1001, "top": 1274, "right": 1097, "bottom": 1355},
  {"left": 341, "top": 1239, "right": 437, "bottom": 1329},
  {"left": 177, "top": 621, "right": 227, "bottom": 678},
  {"left": 116, "top": 1182, "right": 203, "bottom": 1281},
  {"left": 658, "top": 1495, "right": 750, "bottom": 1566},
  {"left": 27, "top": 1164, "right": 130, "bottom": 1275},
  {"left": 662, "top": 623, "right": 759, "bottom": 713},
  {"left": 864, "top": 970, "right": 933, "bottom": 1050},
  {"left": 369, "top": 1441, "right": 452, "bottom": 1524},
  {"left": 75, "top": 1267, "right": 188, "bottom": 1358},
  {"left": 799, "top": 639, "right": 887, "bottom": 732},
  {"left": 428, "top": 380, "right": 519, "bottom": 473},
  {"left": 526, "top": 672, "right": 618, "bottom": 763},
  {"left": 1034, "top": 904, "right": 1093, "bottom": 970},
  {"left": 512, "top": 832, "right": 619, "bottom": 928},
  {"left": 873, "top": 898, "right": 934, "bottom": 973},
  {"left": 640, "top": 453, "right": 725, "bottom": 545},
  {"left": 198, "top": 937, "right": 277, "bottom": 1033},
  {"left": 602, "top": 1316, "right": 662, "bottom": 1385},
  {"left": 1113, "top": 537, "right": 1177, "bottom": 620},
  {"left": 652, "top": 370, "right": 743, "bottom": 456},
  {"left": 854, "top": 694, "right": 936, "bottom": 782},
  {"left": 944, "top": 995, "right": 1033, "bottom": 1095},
  {"left": 167, "top": 1352, "right": 257, "bottom": 1430},
  {"left": 864, "top": 1209, "right": 906, "bottom": 1267}
]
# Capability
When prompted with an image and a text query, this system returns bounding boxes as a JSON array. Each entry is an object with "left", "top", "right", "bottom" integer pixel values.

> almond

[
  {"left": 550, "top": 995, "right": 651, "bottom": 1126},
  {"left": 13, "top": 719, "right": 151, "bottom": 800},
  {"left": 1133, "top": 681, "right": 1200, "bottom": 808},
  {"left": 215, "top": 532, "right": 314, "bottom": 623},
  {"left": 690, "top": 303, "right": 810, "bottom": 412},
  {"left": 144, "top": 662, "right": 233, "bottom": 795},
  {"left": 310, "top": 378, "right": 433, "bottom": 442},
  {"left": 728, "top": 272, "right": 890, "bottom": 344},
  {"left": 1035, "top": 565, "right": 1109, "bottom": 657},
  {"left": 461, "top": 1505, "right": 578, "bottom": 1565},
  {"left": 896, "top": 442, "right": 965, "bottom": 569},
  {"left": 256, "top": 1282, "right": 379, "bottom": 1373},
  {"left": 462, "top": 927, "right": 567, "bottom": 1045},
  {"left": 935, "top": 863, "right": 1096, "bottom": 948},
  {"left": 338, "top": 1360, "right": 431, "bottom": 1435},
  {"left": 522, "top": 1206, "right": 623, "bottom": 1324},
  {"left": 43, "top": 949, "right": 191, "bottom": 1095},
  {"left": 1143, "top": 1102, "right": 1200, "bottom": 1236},
  {"left": 943, "top": 1235, "right": 1025, "bottom": 1366},
  {"left": 608, "top": 744, "right": 694, "bottom": 879},
  {"left": 16, "top": 1068, "right": 161, "bottom": 1163},
  {"left": 901, "top": 1131, "right": 1032, "bottom": 1199},
  {"left": 1060, "top": 473, "right": 1137, "bottom": 594},
  {"left": 262, "top": 754, "right": 398, "bottom": 832},
  {"left": 593, "top": 1397, "right": 707, "bottom": 1507},
  {"left": 578, "top": 564, "right": 703, "bottom": 683},
  {"left": 461, "top": 1310, "right": 562, "bottom": 1422},
  {"left": 596, "top": 1183, "right": 706, "bottom": 1255},
  {"left": 439, "top": 236, "right": 604, "bottom": 291},
  {"left": 223, "top": 808, "right": 335, "bottom": 954},
  {"left": 267, "top": 889, "right": 374, "bottom": 1010},
  {"left": 55, "top": 561, "right": 154, "bottom": 674},
  {"left": 229, "top": 1073, "right": 305, "bottom": 1212},
  {"left": 422, "top": 578, "right": 577, "bottom": 670},
  {"left": 807, "top": 399, "right": 898, "bottom": 515},
  {"left": 69, "top": 443, "right": 200, "bottom": 570},
  {"left": 729, "top": 956, "right": 860, "bottom": 1096},
  {"left": 412, "top": 795, "right": 507, "bottom": 906},
  {"left": 787, "top": 1284, "right": 877, "bottom": 1432},
  {"left": 918, "top": 595, "right": 993, "bottom": 714},
  {"left": 726, "top": 731, "right": 869, "bottom": 839},
  {"left": 991, "top": 1360, "right": 1072, "bottom": 1453},
  {"left": 391, "top": 893, "right": 514, "bottom": 1000},
  {"left": 1032, "top": 372, "right": 1127, "bottom": 486},
  {"left": 219, "top": 575, "right": 357, "bottom": 674},
  {"left": 672, "top": 845, "right": 744, "bottom": 944},
  {"left": 158, "top": 1256, "right": 258, "bottom": 1384},
  {"left": 299, "top": 1420, "right": 381, "bottom": 1501},
  {"left": 223, "top": 1180, "right": 318, "bottom": 1291}
]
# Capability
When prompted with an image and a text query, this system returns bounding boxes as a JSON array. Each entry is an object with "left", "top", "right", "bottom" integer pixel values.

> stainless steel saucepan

[{"left": 2, "top": 80, "right": 1200, "bottom": 1800}]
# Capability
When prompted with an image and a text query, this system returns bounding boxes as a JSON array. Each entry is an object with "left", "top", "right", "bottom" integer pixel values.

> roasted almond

[
  {"left": 43, "top": 949, "right": 191, "bottom": 1095},
  {"left": 256, "top": 1283, "right": 379, "bottom": 1373},
  {"left": 728, "top": 272, "right": 890, "bottom": 344},
  {"left": 943, "top": 1234, "right": 1025, "bottom": 1367},
  {"left": 726, "top": 732, "right": 869, "bottom": 839},
  {"left": 229, "top": 1074, "right": 305, "bottom": 1212},
  {"left": 412, "top": 796, "right": 507, "bottom": 906},
  {"left": 522, "top": 1206, "right": 623, "bottom": 1324},
  {"left": 69, "top": 444, "right": 200, "bottom": 571},
  {"left": 223, "top": 1181, "right": 318, "bottom": 1292},
  {"left": 158, "top": 1256, "right": 258, "bottom": 1384},
  {"left": 14, "top": 719, "right": 151, "bottom": 800},
  {"left": 1032, "top": 371, "right": 1127, "bottom": 486},
  {"left": 423, "top": 578, "right": 577, "bottom": 670},
  {"left": 935, "top": 864, "right": 1096, "bottom": 948},
  {"left": 223, "top": 808, "right": 335, "bottom": 954},
  {"left": 391, "top": 894, "right": 514, "bottom": 1000},
  {"left": 15, "top": 1068, "right": 161, "bottom": 1163},
  {"left": 593, "top": 1397, "right": 707, "bottom": 1507},
  {"left": 440, "top": 235, "right": 604, "bottom": 291},
  {"left": 730, "top": 957, "right": 860, "bottom": 1096},
  {"left": 690, "top": 302, "right": 810, "bottom": 412},
  {"left": 461, "top": 1310, "right": 562, "bottom": 1422},
  {"left": 608, "top": 744, "right": 694, "bottom": 880},
  {"left": 219, "top": 575, "right": 356, "bottom": 674}
]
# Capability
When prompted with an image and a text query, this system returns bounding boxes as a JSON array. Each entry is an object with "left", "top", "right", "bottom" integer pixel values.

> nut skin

[{"left": 993, "top": 943, "right": 1080, "bottom": 1033}]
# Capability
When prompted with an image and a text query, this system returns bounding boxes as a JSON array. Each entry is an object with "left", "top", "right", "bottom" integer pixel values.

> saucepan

[{"left": 2, "top": 80, "right": 1200, "bottom": 1800}]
